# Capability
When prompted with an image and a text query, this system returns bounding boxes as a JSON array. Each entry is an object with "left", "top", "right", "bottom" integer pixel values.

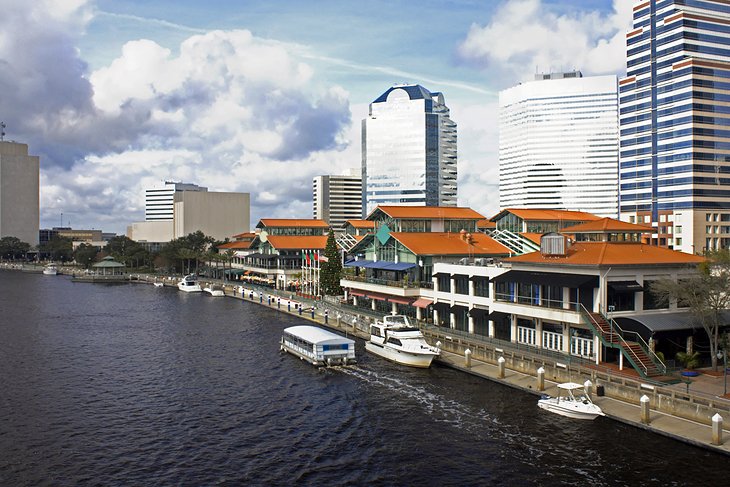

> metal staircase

[
  {"left": 336, "top": 233, "right": 359, "bottom": 253},
  {"left": 580, "top": 307, "right": 667, "bottom": 378},
  {"left": 488, "top": 229, "right": 541, "bottom": 255}
]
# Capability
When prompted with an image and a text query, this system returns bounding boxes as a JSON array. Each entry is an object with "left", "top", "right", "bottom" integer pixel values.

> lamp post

[{"left": 717, "top": 350, "right": 727, "bottom": 397}]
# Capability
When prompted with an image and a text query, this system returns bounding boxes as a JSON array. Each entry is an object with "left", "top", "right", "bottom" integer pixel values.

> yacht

[
  {"left": 537, "top": 382, "right": 605, "bottom": 420},
  {"left": 43, "top": 264, "right": 58, "bottom": 275},
  {"left": 365, "top": 315, "right": 440, "bottom": 368},
  {"left": 203, "top": 284, "right": 225, "bottom": 297},
  {"left": 177, "top": 274, "right": 202, "bottom": 293}
]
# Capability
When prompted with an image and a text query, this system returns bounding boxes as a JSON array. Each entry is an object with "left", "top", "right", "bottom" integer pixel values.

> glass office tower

[
  {"left": 362, "top": 84, "right": 457, "bottom": 214},
  {"left": 620, "top": 0, "right": 730, "bottom": 253},
  {"left": 499, "top": 71, "right": 619, "bottom": 217}
]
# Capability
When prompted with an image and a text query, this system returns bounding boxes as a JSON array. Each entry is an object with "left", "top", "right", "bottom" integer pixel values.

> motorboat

[
  {"left": 43, "top": 264, "right": 58, "bottom": 275},
  {"left": 177, "top": 274, "right": 202, "bottom": 292},
  {"left": 365, "top": 315, "right": 440, "bottom": 368},
  {"left": 537, "top": 381, "right": 605, "bottom": 420},
  {"left": 153, "top": 282, "right": 164, "bottom": 288},
  {"left": 203, "top": 284, "right": 225, "bottom": 297}
]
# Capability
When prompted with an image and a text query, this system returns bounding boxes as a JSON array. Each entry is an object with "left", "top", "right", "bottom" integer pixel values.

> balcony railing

[
  {"left": 494, "top": 292, "right": 569, "bottom": 310},
  {"left": 342, "top": 274, "right": 433, "bottom": 289}
]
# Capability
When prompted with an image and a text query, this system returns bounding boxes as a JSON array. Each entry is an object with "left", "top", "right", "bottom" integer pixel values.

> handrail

[{"left": 599, "top": 306, "right": 667, "bottom": 375}]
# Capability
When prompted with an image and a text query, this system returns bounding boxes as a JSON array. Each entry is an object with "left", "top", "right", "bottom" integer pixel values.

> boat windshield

[{"left": 384, "top": 315, "right": 409, "bottom": 326}]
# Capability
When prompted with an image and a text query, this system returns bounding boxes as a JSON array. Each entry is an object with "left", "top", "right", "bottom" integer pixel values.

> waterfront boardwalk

[{"left": 22, "top": 268, "right": 730, "bottom": 457}]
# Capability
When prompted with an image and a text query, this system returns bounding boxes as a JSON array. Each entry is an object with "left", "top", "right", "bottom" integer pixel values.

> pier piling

[
  {"left": 640, "top": 395, "right": 651, "bottom": 424},
  {"left": 712, "top": 414, "right": 723, "bottom": 445},
  {"left": 464, "top": 349, "right": 471, "bottom": 368},
  {"left": 498, "top": 356, "right": 505, "bottom": 379},
  {"left": 537, "top": 367, "right": 545, "bottom": 391}
]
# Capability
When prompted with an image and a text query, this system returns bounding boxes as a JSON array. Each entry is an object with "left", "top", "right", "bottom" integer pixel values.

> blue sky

[{"left": 0, "top": 0, "right": 629, "bottom": 234}]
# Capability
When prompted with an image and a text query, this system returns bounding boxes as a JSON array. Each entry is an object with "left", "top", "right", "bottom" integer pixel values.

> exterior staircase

[
  {"left": 488, "top": 229, "right": 541, "bottom": 255},
  {"left": 584, "top": 311, "right": 665, "bottom": 379}
]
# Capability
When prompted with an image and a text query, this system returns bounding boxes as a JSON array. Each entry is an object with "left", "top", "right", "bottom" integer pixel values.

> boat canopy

[
  {"left": 557, "top": 382, "right": 586, "bottom": 390},
  {"left": 283, "top": 326, "right": 354, "bottom": 346}
]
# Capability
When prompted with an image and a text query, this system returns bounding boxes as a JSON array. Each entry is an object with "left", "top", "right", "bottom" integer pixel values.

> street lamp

[{"left": 717, "top": 349, "right": 727, "bottom": 397}]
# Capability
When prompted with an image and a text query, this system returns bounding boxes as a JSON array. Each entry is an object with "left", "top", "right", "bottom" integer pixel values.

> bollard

[
  {"left": 498, "top": 356, "right": 506, "bottom": 379},
  {"left": 337, "top": 314, "right": 341, "bottom": 327},
  {"left": 288, "top": 302, "right": 291, "bottom": 312},
  {"left": 277, "top": 298, "right": 281, "bottom": 309},
  {"left": 584, "top": 379, "right": 593, "bottom": 395},
  {"left": 260, "top": 293, "right": 263, "bottom": 303},
  {"left": 464, "top": 349, "right": 472, "bottom": 368},
  {"left": 268, "top": 296, "right": 271, "bottom": 306},
  {"left": 640, "top": 395, "right": 651, "bottom": 424},
  {"left": 298, "top": 304, "right": 303, "bottom": 316},
  {"left": 311, "top": 307, "right": 315, "bottom": 319},
  {"left": 435, "top": 340, "right": 442, "bottom": 349},
  {"left": 712, "top": 413, "right": 724, "bottom": 445},
  {"left": 537, "top": 366, "right": 545, "bottom": 391},
  {"left": 325, "top": 310, "right": 329, "bottom": 324}
]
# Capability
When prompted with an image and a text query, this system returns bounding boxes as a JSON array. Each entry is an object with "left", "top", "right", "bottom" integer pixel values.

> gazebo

[{"left": 92, "top": 256, "right": 126, "bottom": 275}]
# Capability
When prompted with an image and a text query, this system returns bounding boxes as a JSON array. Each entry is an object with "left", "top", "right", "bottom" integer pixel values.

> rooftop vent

[{"left": 541, "top": 233, "right": 570, "bottom": 256}]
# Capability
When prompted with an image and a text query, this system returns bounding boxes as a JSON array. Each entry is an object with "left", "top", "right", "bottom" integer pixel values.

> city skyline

[{"left": 0, "top": 0, "right": 629, "bottom": 234}]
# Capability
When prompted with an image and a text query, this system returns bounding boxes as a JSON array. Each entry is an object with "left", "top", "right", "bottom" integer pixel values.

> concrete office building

[
  {"left": 362, "top": 84, "right": 457, "bottom": 214},
  {"left": 312, "top": 170, "right": 363, "bottom": 228},
  {"left": 0, "top": 141, "right": 39, "bottom": 245},
  {"left": 619, "top": 0, "right": 730, "bottom": 253},
  {"left": 145, "top": 181, "right": 207, "bottom": 221},
  {"left": 499, "top": 71, "right": 619, "bottom": 217}
]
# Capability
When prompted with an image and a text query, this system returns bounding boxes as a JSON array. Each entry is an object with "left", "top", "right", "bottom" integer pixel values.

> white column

[
  {"left": 536, "top": 319, "right": 543, "bottom": 349},
  {"left": 416, "top": 306, "right": 422, "bottom": 320},
  {"left": 371, "top": 300, "right": 377, "bottom": 311},
  {"left": 594, "top": 335, "right": 600, "bottom": 365},
  {"left": 468, "top": 315, "right": 475, "bottom": 334},
  {"left": 563, "top": 325, "right": 570, "bottom": 353},
  {"left": 391, "top": 302, "right": 398, "bottom": 315},
  {"left": 488, "top": 319, "right": 495, "bottom": 338},
  {"left": 353, "top": 295, "right": 358, "bottom": 306},
  {"left": 450, "top": 312, "right": 456, "bottom": 329},
  {"left": 468, "top": 278, "right": 475, "bottom": 297},
  {"left": 510, "top": 315, "right": 517, "bottom": 343},
  {"left": 434, "top": 309, "right": 440, "bottom": 325}
]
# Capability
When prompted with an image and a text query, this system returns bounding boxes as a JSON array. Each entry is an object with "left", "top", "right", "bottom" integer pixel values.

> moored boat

[
  {"left": 281, "top": 325, "right": 356, "bottom": 366},
  {"left": 537, "top": 381, "right": 605, "bottom": 420},
  {"left": 203, "top": 284, "right": 225, "bottom": 297},
  {"left": 153, "top": 282, "right": 164, "bottom": 288},
  {"left": 177, "top": 274, "right": 202, "bottom": 292},
  {"left": 43, "top": 264, "right": 58, "bottom": 275},
  {"left": 365, "top": 315, "right": 440, "bottom": 368}
]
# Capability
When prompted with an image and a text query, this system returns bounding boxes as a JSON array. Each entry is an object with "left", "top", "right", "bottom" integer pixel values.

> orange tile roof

[
  {"left": 372, "top": 206, "right": 485, "bottom": 220},
  {"left": 258, "top": 219, "right": 330, "bottom": 228},
  {"left": 265, "top": 235, "right": 328, "bottom": 250},
  {"left": 390, "top": 232, "right": 511, "bottom": 256},
  {"left": 477, "top": 219, "right": 496, "bottom": 229},
  {"left": 346, "top": 220, "right": 376, "bottom": 228},
  {"left": 491, "top": 208, "right": 601, "bottom": 222},
  {"left": 217, "top": 241, "right": 254, "bottom": 250},
  {"left": 520, "top": 232, "right": 542, "bottom": 245},
  {"left": 506, "top": 242, "right": 705, "bottom": 266},
  {"left": 232, "top": 231, "right": 256, "bottom": 239},
  {"left": 559, "top": 218, "right": 654, "bottom": 233}
]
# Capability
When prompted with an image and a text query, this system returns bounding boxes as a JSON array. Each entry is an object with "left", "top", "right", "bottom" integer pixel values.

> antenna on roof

[{"left": 0, "top": 122, "right": 5, "bottom": 141}]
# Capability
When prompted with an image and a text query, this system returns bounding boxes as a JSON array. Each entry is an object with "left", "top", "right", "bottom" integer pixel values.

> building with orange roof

[
  {"left": 559, "top": 218, "right": 653, "bottom": 243},
  {"left": 428, "top": 233, "right": 710, "bottom": 378}
]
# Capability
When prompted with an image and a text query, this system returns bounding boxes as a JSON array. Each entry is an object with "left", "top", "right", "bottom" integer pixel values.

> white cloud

[{"left": 459, "top": 0, "right": 632, "bottom": 83}]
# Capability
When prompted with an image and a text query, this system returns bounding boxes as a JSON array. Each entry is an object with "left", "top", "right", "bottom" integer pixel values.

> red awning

[
  {"left": 412, "top": 298, "right": 433, "bottom": 308},
  {"left": 387, "top": 296, "right": 414, "bottom": 305},
  {"left": 365, "top": 292, "right": 389, "bottom": 301},
  {"left": 350, "top": 291, "right": 366, "bottom": 297}
]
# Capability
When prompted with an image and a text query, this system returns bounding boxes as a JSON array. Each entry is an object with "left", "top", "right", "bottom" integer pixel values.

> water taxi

[
  {"left": 43, "top": 264, "right": 58, "bottom": 275},
  {"left": 281, "top": 325, "right": 356, "bottom": 366},
  {"left": 177, "top": 274, "right": 202, "bottom": 293},
  {"left": 537, "top": 382, "right": 605, "bottom": 420},
  {"left": 365, "top": 315, "right": 440, "bottom": 368}
]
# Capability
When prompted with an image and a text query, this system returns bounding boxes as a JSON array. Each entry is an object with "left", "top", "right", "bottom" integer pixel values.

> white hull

[
  {"left": 537, "top": 399, "right": 604, "bottom": 420},
  {"left": 178, "top": 283, "right": 202, "bottom": 292},
  {"left": 153, "top": 282, "right": 164, "bottom": 288},
  {"left": 43, "top": 269, "right": 57, "bottom": 275},
  {"left": 365, "top": 341, "right": 435, "bottom": 368},
  {"left": 204, "top": 287, "right": 225, "bottom": 297}
]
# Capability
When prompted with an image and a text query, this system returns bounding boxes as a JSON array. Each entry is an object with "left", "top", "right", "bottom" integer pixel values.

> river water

[{"left": 0, "top": 271, "right": 726, "bottom": 486}]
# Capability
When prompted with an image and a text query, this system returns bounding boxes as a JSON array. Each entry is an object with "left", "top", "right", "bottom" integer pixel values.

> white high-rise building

[
  {"left": 313, "top": 170, "right": 363, "bottom": 228},
  {"left": 362, "top": 84, "right": 457, "bottom": 214},
  {"left": 499, "top": 72, "right": 619, "bottom": 217},
  {"left": 0, "top": 141, "right": 39, "bottom": 245},
  {"left": 619, "top": 0, "right": 730, "bottom": 253},
  {"left": 145, "top": 181, "right": 207, "bottom": 221}
]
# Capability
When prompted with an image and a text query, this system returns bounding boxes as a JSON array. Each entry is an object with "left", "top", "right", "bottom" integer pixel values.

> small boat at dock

[
  {"left": 365, "top": 315, "right": 440, "bottom": 368},
  {"left": 537, "top": 381, "right": 605, "bottom": 420},
  {"left": 43, "top": 264, "right": 58, "bottom": 275},
  {"left": 203, "top": 284, "right": 225, "bottom": 297},
  {"left": 281, "top": 325, "right": 356, "bottom": 366},
  {"left": 177, "top": 274, "right": 202, "bottom": 293},
  {"left": 153, "top": 282, "right": 164, "bottom": 288}
]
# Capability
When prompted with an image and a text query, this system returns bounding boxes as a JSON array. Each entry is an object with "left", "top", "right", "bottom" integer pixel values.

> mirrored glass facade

[
  {"left": 499, "top": 73, "right": 619, "bottom": 218},
  {"left": 362, "top": 84, "right": 457, "bottom": 214}
]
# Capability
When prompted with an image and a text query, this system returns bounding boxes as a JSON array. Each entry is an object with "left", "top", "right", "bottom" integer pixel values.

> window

[
  {"left": 644, "top": 215, "right": 651, "bottom": 223},
  {"left": 643, "top": 280, "right": 667, "bottom": 310},
  {"left": 660, "top": 215, "right": 666, "bottom": 222},
  {"left": 437, "top": 275, "right": 451, "bottom": 293},
  {"left": 676, "top": 238, "right": 682, "bottom": 245},
  {"left": 454, "top": 276, "right": 469, "bottom": 295},
  {"left": 629, "top": 216, "right": 636, "bottom": 223},
  {"left": 675, "top": 225, "right": 682, "bottom": 234},
  {"left": 473, "top": 278, "right": 489, "bottom": 297}
]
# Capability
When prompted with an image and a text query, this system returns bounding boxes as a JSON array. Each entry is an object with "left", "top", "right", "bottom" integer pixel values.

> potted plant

[{"left": 676, "top": 351, "right": 701, "bottom": 376}]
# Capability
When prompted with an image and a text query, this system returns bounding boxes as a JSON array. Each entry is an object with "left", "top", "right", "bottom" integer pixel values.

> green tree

[
  {"left": 0, "top": 236, "right": 31, "bottom": 260},
  {"left": 320, "top": 230, "right": 342, "bottom": 296},
  {"left": 39, "top": 236, "right": 73, "bottom": 262},
  {"left": 652, "top": 249, "right": 730, "bottom": 371},
  {"left": 73, "top": 243, "right": 98, "bottom": 269}
]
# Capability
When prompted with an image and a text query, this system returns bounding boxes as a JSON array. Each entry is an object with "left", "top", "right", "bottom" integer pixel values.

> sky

[{"left": 0, "top": 0, "right": 633, "bottom": 234}]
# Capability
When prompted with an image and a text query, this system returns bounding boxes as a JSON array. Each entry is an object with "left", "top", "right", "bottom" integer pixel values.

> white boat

[
  {"left": 281, "top": 325, "right": 356, "bottom": 366},
  {"left": 537, "top": 381, "right": 605, "bottom": 420},
  {"left": 43, "top": 264, "right": 58, "bottom": 275},
  {"left": 203, "top": 285, "right": 225, "bottom": 297},
  {"left": 153, "top": 282, "right": 164, "bottom": 288},
  {"left": 177, "top": 274, "right": 202, "bottom": 292},
  {"left": 365, "top": 315, "right": 440, "bottom": 368}
]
